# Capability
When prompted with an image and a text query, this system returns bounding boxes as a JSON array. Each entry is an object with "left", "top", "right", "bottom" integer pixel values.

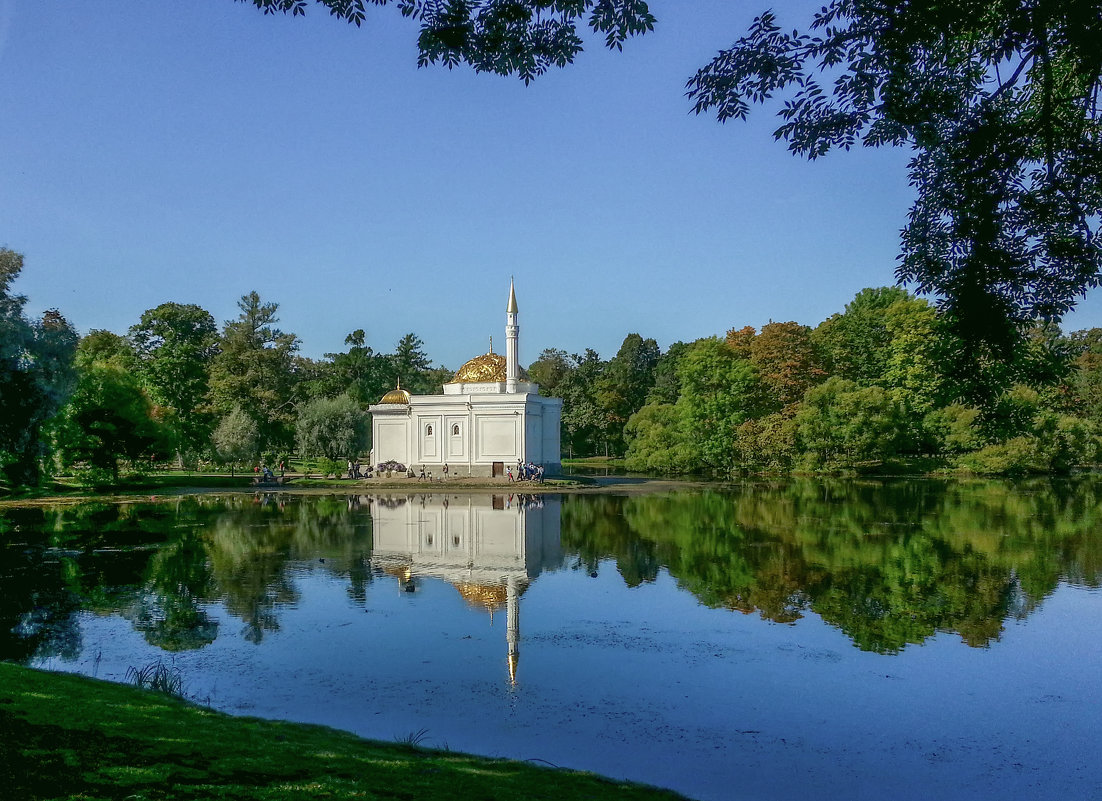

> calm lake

[{"left": 3, "top": 480, "right": 1100, "bottom": 800}]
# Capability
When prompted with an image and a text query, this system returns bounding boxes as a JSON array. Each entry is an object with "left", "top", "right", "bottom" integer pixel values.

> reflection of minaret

[
  {"left": 505, "top": 278, "right": 519, "bottom": 394},
  {"left": 506, "top": 575, "right": 519, "bottom": 685}
]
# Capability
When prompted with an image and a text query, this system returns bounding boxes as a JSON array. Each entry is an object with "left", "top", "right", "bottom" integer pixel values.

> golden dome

[
  {"left": 448, "top": 352, "right": 529, "bottom": 384},
  {"left": 456, "top": 582, "right": 509, "bottom": 609},
  {"left": 379, "top": 380, "right": 411, "bottom": 404},
  {"left": 454, "top": 580, "right": 528, "bottom": 611}
]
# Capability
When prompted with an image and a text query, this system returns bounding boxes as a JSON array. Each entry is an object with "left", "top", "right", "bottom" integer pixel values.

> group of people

[
  {"left": 254, "top": 461, "right": 285, "bottom": 482},
  {"left": 323, "top": 459, "right": 549, "bottom": 482},
  {"left": 507, "top": 461, "right": 544, "bottom": 483},
  {"left": 412, "top": 463, "right": 453, "bottom": 481}
]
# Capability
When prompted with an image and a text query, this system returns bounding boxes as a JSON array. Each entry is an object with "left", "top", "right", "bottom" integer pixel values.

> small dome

[
  {"left": 378, "top": 382, "right": 411, "bottom": 404},
  {"left": 448, "top": 352, "right": 529, "bottom": 384}
]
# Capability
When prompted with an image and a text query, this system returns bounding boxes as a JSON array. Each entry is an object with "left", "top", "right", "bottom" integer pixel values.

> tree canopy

[
  {"left": 129, "top": 303, "right": 219, "bottom": 459},
  {"left": 688, "top": 1, "right": 1102, "bottom": 358},
  {"left": 239, "top": 0, "right": 656, "bottom": 82},
  {"left": 241, "top": 0, "right": 1102, "bottom": 364},
  {"left": 0, "top": 249, "right": 78, "bottom": 487},
  {"left": 9, "top": 254, "right": 1102, "bottom": 485}
]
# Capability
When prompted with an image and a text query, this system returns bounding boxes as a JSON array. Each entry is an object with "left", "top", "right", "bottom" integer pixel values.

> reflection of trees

[
  {"left": 557, "top": 496, "right": 659, "bottom": 586},
  {"left": 561, "top": 479, "right": 1102, "bottom": 653},
  {"left": 0, "top": 500, "right": 185, "bottom": 662},
  {"left": 206, "top": 504, "right": 302, "bottom": 643},
  {"left": 1, "top": 495, "right": 376, "bottom": 659},
  {"left": 6, "top": 484, "right": 1101, "bottom": 660},
  {"left": 130, "top": 529, "right": 218, "bottom": 651},
  {"left": 202, "top": 495, "right": 374, "bottom": 643},
  {"left": 0, "top": 506, "right": 84, "bottom": 662}
]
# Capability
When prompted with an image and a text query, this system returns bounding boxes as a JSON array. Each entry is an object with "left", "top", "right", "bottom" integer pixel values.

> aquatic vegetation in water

[{"left": 125, "top": 660, "right": 184, "bottom": 697}]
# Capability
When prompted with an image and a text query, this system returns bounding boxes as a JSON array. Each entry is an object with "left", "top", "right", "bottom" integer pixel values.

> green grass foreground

[{"left": 0, "top": 664, "right": 686, "bottom": 801}]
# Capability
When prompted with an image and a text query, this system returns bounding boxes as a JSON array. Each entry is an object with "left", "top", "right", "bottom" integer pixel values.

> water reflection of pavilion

[{"left": 369, "top": 493, "right": 562, "bottom": 684}]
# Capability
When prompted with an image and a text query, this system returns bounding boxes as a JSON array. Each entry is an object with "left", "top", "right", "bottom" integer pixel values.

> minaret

[
  {"left": 506, "top": 575, "right": 519, "bottom": 686},
  {"left": 505, "top": 278, "right": 519, "bottom": 394}
]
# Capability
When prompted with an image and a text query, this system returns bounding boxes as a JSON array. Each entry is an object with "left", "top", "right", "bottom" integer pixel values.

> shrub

[
  {"left": 795, "top": 378, "right": 908, "bottom": 469},
  {"left": 623, "top": 403, "right": 695, "bottom": 473},
  {"left": 733, "top": 413, "right": 798, "bottom": 471},
  {"left": 923, "top": 403, "right": 985, "bottom": 455},
  {"left": 955, "top": 437, "right": 1042, "bottom": 476}
]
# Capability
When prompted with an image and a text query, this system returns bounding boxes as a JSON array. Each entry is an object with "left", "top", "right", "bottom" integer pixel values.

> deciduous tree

[
  {"left": 242, "top": 1, "right": 1102, "bottom": 366},
  {"left": 646, "top": 341, "right": 689, "bottom": 406},
  {"left": 748, "top": 321, "right": 824, "bottom": 411},
  {"left": 129, "top": 303, "right": 219, "bottom": 460},
  {"left": 528, "top": 347, "right": 573, "bottom": 398},
  {"left": 295, "top": 394, "right": 369, "bottom": 460},
  {"left": 688, "top": 1, "right": 1102, "bottom": 361},
  {"left": 0, "top": 249, "right": 78, "bottom": 487},
  {"left": 211, "top": 406, "right": 262, "bottom": 472},
  {"left": 673, "top": 337, "right": 760, "bottom": 469},
  {"left": 50, "top": 339, "right": 172, "bottom": 486},
  {"left": 795, "top": 377, "right": 908, "bottom": 468},
  {"left": 238, "top": 0, "right": 656, "bottom": 83},
  {"left": 558, "top": 349, "right": 607, "bottom": 458}
]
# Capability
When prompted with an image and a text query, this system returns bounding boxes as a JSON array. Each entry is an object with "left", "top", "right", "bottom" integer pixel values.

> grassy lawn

[{"left": 0, "top": 664, "right": 685, "bottom": 801}]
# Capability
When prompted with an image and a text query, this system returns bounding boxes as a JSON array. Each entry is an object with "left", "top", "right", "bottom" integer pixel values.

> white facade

[{"left": 369, "top": 282, "right": 562, "bottom": 476}]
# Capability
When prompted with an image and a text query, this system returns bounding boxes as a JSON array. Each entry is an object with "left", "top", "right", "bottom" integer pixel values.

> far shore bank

[
  {"left": 4, "top": 468, "right": 1087, "bottom": 508},
  {"left": 0, "top": 473, "right": 726, "bottom": 506}
]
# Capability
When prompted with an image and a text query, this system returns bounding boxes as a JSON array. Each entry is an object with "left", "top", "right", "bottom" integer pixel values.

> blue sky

[{"left": 4, "top": 0, "right": 1101, "bottom": 369}]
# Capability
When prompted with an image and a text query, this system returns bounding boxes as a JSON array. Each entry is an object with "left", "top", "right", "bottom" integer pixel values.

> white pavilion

[{"left": 369, "top": 281, "right": 562, "bottom": 477}]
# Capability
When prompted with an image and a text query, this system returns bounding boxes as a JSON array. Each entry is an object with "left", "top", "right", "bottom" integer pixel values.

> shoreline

[
  {"left": 3, "top": 471, "right": 1076, "bottom": 508},
  {"left": 1, "top": 663, "right": 686, "bottom": 801},
  {"left": 0, "top": 475, "right": 716, "bottom": 507}
]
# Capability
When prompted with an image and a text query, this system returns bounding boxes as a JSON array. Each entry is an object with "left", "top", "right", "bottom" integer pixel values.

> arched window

[
  {"left": 452, "top": 424, "right": 460, "bottom": 436},
  {"left": 426, "top": 425, "right": 433, "bottom": 436}
]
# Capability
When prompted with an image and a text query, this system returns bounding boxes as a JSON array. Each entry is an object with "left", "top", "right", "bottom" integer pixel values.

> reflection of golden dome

[
  {"left": 448, "top": 352, "right": 529, "bottom": 384},
  {"left": 454, "top": 581, "right": 528, "bottom": 610},
  {"left": 383, "top": 565, "right": 411, "bottom": 578},
  {"left": 379, "top": 380, "right": 411, "bottom": 404}
]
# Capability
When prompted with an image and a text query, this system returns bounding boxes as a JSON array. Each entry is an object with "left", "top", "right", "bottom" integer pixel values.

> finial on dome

[
  {"left": 379, "top": 378, "right": 411, "bottom": 405},
  {"left": 488, "top": 335, "right": 493, "bottom": 354},
  {"left": 507, "top": 277, "right": 518, "bottom": 314}
]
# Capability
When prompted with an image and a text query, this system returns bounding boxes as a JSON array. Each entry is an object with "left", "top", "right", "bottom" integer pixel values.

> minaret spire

[
  {"left": 506, "top": 575, "right": 519, "bottom": 686},
  {"left": 507, "top": 277, "right": 518, "bottom": 314},
  {"left": 505, "top": 277, "right": 519, "bottom": 393}
]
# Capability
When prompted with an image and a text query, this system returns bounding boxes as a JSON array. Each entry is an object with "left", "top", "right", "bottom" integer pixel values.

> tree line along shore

[{"left": 6, "top": 244, "right": 1102, "bottom": 494}]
